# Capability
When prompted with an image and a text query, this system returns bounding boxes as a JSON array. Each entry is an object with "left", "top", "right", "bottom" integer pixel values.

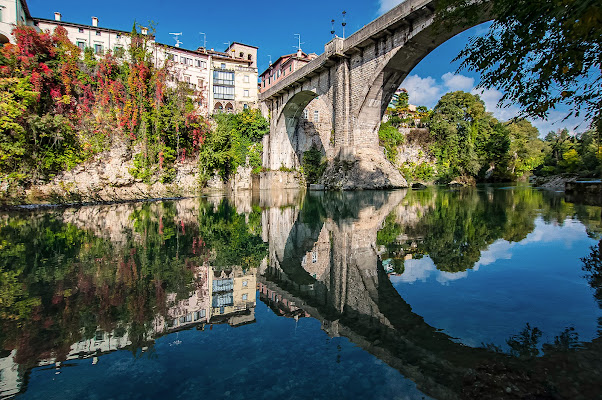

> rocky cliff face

[
  {"left": 320, "top": 147, "right": 408, "bottom": 190},
  {"left": 1, "top": 142, "right": 258, "bottom": 205},
  {"left": 4, "top": 142, "right": 201, "bottom": 204}
]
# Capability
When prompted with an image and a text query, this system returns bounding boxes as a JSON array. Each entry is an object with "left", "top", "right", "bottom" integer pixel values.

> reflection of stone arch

[
  {"left": 225, "top": 102, "right": 234, "bottom": 113},
  {"left": 214, "top": 102, "right": 223, "bottom": 112}
]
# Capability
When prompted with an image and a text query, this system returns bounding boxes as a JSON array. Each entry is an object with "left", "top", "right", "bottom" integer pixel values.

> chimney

[
  {"left": 297, "top": 48, "right": 302, "bottom": 58},
  {"left": 92, "top": 17, "right": 98, "bottom": 27},
  {"left": 54, "top": 12, "right": 62, "bottom": 22},
  {"left": 141, "top": 27, "right": 148, "bottom": 35}
]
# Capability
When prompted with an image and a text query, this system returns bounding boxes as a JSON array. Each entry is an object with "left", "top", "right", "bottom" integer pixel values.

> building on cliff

[{"left": 1, "top": 0, "right": 258, "bottom": 116}]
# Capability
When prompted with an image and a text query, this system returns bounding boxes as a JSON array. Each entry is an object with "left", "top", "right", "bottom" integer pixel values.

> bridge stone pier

[{"left": 259, "top": 0, "right": 489, "bottom": 189}]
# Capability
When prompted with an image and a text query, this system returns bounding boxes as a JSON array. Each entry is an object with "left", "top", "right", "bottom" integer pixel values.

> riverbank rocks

[
  {"left": 320, "top": 147, "right": 408, "bottom": 190},
  {"left": 530, "top": 174, "right": 578, "bottom": 190}
]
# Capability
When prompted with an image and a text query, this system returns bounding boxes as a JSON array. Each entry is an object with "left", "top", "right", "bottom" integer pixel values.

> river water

[{"left": 1, "top": 186, "right": 601, "bottom": 399}]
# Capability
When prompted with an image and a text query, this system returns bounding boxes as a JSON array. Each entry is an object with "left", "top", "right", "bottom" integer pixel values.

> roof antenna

[
  {"left": 199, "top": 32, "right": 206, "bottom": 48},
  {"left": 342, "top": 11, "right": 347, "bottom": 39},
  {"left": 268, "top": 55, "right": 272, "bottom": 66},
  {"left": 169, "top": 32, "right": 183, "bottom": 47},
  {"left": 330, "top": 19, "right": 336, "bottom": 38},
  {"left": 293, "top": 33, "right": 305, "bottom": 52}
]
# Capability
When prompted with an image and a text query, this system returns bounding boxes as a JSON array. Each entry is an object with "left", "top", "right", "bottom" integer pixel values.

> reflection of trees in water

[
  {"left": 483, "top": 324, "right": 583, "bottom": 360},
  {"left": 378, "top": 187, "right": 602, "bottom": 273},
  {"left": 582, "top": 240, "right": 602, "bottom": 308},
  {"left": 0, "top": 198, "right": 267, "bottom": 368}
]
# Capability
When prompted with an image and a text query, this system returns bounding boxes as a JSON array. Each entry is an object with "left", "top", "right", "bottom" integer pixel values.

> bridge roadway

[
  {"left": 259, "top": 0, "right": 490, "bottom": 189},
  {"left": 258, "top": 190, "right": 602, "bottom": 399}
]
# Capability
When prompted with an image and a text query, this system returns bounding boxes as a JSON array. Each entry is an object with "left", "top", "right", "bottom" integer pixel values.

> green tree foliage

[
  {"left": 436, "top": 0, "right": 602, "bottom": 133},
  {"left": 302, "top": 145, "right": 327, "bottom": 184},
  {"left": 378, "top": 121, "right": 405, "bottom": 162},
  {"left": 507, "top": 119, "right": 547, "bottom": 177},
  {"left": 428, "top": 91, "right": 510, "bottom": 182},
  {"left": 198, "top": 109, "right": 268, "bottom": 184},
  {"left": 196, "top": 199, "right": 267, "bottom": 269},
  {"left": 534, "top": 128, "right": 601, "bottom": 176}
]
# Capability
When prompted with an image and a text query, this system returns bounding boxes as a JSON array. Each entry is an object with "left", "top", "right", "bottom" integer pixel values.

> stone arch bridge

[{"left": 259, "top": 0, "right": 489, "bottom": 189}]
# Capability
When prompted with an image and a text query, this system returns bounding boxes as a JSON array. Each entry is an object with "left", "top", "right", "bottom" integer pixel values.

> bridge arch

[
  {"left": 266, "top": 90, "right": 332, "bottom": 170},
  {"left": 352, "top": 18, "right": 493, "bottom": 139}
]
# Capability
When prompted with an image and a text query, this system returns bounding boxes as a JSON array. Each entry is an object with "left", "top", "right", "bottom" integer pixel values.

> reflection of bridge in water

[{"left": 259, "top": 190, "right": 602, "bottom": 400}]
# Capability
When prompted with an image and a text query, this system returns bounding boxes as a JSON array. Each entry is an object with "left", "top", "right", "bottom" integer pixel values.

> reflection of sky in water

[
  {"left": 390, "top": 217, "right": 602, "bottom": 349},
  {"left": 19, "top": 298, "right": 430, "bottom": 400}
]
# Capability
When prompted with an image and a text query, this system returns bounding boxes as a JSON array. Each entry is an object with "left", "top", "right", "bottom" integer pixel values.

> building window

[
  {"left": 213, "top": 292, "right": 234, "bottom": 307},
  {"left": 96, "top": 30, "right": 101, "bottom": 36},
  {"left": 216, "top": 91, "right": 232, "bottom": 103},
  {"left": 312, "top": 250, "right": 318, "bottom": 263},
  {"left": 220, "top": 63, "right": 226, "bottom": 69},
  {"left": 94, "top": 44, "right": 103, "bottom": 54},
  {"left": 213, "top": 70, "right": 234, "bottom": 86},
  {"left": 114, "top": 46, "right": 124, "bottom": 57},
  {"left": 78, "top": 28, "right": 84, "bottom": 33},
  {"left": 242, "top": 280, "right": 248, "bottom": 287},
  {"left": 242, "top": 294, "right": 248, "bottom": 300},
  {"left": 213, "top": 278, "right": 234, "bottom": 292},
  {"left": 244, "top": 89, "right": 249, "bottom": 97},
  {"left": 95, "top": 331, "right": 104, "bottom": 341},
  {"left": 313, "top": 110, "right": 319, "bottom": 123},
  {"left": 244, "top": 75, "right": 249, "bottom": 83},
  {"left": 303, "top": 109, "right": 308, "bottom": 119},
  {"left": 248, "top": 54, "right": 252, "bottom": 61},
  {"left": 77, "top": 41, "right": 85, "bottom": 50},
  {"left": 116, "top": 34, "right": 121, "bottom": 39},
  {"left": 239, "top": 51, "right": 244, "bottom": 58},
  {"left": 194, "top": 309, "right": 206, "bottom": 320},
  {"left": 167, "top": 53, "right": 174, "bottom": 61},
  {"left": 290, "top": 66, "right": 292, "bottom": 71},
  {"left": 243, "top": 103, "right": 248, "bottom": 110}
]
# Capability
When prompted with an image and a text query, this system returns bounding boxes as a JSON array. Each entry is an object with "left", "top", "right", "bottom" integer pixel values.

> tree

[
  {"left": 436, "top": 0, "right": 602, "bottom": 136},
  {"left": 507, "top": 119, "right": 546, "bottom": 177},
  {"left": 428, "top": 91, "right": 510, "bottom": 181}
]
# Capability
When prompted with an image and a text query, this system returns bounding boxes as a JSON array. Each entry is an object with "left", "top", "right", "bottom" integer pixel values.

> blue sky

[{"left": 27, "top": 0, "right": 587, "bottom": 134}]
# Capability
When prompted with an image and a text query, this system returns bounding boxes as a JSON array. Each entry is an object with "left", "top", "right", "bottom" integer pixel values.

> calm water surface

[{"left": 1, "top": 186, "right": 601, "bottom": 399}]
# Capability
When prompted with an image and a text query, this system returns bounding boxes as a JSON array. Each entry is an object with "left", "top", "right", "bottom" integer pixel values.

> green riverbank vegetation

[{"left": 380, "top": 90, "right": 601, "bottom": 184}]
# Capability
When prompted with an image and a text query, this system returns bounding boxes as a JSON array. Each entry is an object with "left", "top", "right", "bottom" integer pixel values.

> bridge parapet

[{"left": 259, "top": 0, "right": 434, "bottom": 102}]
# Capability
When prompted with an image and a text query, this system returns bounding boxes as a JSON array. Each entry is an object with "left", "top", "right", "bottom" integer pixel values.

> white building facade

[
  {"left": 33, "top": 11, "right": 258, "bottom": 116},
  {"left": 0, "top": 0, "right": 34, "bottom": 44}
]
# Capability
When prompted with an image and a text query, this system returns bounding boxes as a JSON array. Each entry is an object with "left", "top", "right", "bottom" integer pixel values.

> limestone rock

[{"left": 321, "top": 147, "right": 408, "bottom": 190}]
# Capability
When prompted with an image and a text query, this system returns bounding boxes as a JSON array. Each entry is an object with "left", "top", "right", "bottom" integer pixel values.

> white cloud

[
  {"left": 403, "top": 75, "right": 442, "bottom": 107},
  {"left": 442, "top": 72, "right": 474, "bottom": 91},
  {"left": 378, "top": 0, "right": 403, "bottom": 14},
  {"left": 402, "top": 72, "right": 591, "bottom": 135}
]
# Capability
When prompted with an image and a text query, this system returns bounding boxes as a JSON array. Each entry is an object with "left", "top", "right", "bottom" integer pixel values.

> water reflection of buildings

[{"left": 0, "top": 265, "right": 257, "bottom": 399}]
